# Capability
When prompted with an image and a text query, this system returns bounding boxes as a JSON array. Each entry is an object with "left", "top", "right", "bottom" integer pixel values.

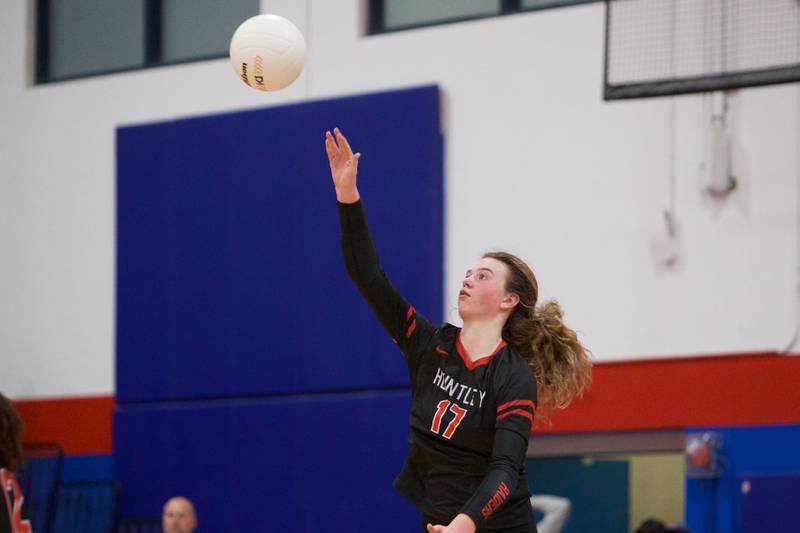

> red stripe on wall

[
  {"left": 13, "top": 396, "right": 114, "bottom": 455},
  {"left": 541, "top": 352, "right": 800, "bottom": 433},
  {"left": 9, "top": 353, "right": 800, "bottom": 452}
]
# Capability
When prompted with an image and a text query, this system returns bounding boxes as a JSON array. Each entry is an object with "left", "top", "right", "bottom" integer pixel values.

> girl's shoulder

[
  {"left": 492, "top": 345, "right": 536, "bottom": 387},
  {"left": 496, "top": 343, "right": 528, "bottom": 367}
]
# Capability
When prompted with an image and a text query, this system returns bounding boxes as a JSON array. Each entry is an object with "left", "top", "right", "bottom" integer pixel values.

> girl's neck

[{"left": 460, "top": 318, "right": 505, "bottom": 360}]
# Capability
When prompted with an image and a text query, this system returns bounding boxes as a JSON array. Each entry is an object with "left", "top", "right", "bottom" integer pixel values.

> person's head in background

[
  {"left": 163, "top": 496, "right": 197, "bottom": 533},
  {"left": 0, "top": 393, "right": 24, "bottom": 472},
  {"left": 635, "top": 518, "right": 690, "bottom": 533}
]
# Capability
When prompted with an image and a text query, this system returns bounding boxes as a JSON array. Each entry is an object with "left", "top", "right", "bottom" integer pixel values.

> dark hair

[
  {"left": 0, "top": 393, "right": 24, "bottom": 472},
  {"left": 636, "top": 519, "right": 691, "bottom": 533},
  {"left": 635, "top": 519, "right": 667, "bottom": 533},
  {"left": 483, "top": 251, "right": 592, "bottom": 424}
]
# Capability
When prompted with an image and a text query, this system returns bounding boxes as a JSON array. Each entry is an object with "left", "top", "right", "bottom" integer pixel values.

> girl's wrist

[{"left": 336, "top": 188, "right": 360, "bottom": 204}]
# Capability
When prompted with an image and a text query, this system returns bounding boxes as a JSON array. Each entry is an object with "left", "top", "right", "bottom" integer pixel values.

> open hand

[{"left": 324, "top": 127, "right": 361, "bottom": 203}]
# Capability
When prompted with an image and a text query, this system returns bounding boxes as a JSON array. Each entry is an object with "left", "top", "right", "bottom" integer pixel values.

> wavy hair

[
  {"left": 0, "top": 393, "right": 24, "bottom": 472},
  {"left": 484, "top": 251, "right": 592, "bottom": 424}
]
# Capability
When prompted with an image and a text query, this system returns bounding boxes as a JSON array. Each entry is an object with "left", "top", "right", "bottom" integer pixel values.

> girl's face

[{"left": 457, "top": 257, "right": 516, "bottom": 320}]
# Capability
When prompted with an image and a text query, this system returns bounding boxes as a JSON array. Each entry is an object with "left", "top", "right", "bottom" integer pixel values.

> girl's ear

[{"left": 501, "top": 292, "right": 520, "bottom": 310}]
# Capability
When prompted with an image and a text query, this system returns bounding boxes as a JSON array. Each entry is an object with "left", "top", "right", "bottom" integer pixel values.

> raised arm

[{"left": 325, "top": 128, "right": 435, "bottom": 360}]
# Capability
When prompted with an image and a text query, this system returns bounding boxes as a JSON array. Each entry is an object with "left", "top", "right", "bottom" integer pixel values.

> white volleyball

[{"left": 229, "top": 14, "right": 306, "bottom": 92}]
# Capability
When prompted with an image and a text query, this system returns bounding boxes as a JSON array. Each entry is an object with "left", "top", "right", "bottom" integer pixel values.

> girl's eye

[{"left": 478, "top": 273, "right": 487, "bottom": 280}]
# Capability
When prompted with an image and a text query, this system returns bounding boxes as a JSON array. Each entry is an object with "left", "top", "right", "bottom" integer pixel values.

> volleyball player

[
  {"left": 325, "top": 128, "right": 591, "bottom": 533},
  {"left": 1, "top": 394, "right": 31, "bottom": 533}
]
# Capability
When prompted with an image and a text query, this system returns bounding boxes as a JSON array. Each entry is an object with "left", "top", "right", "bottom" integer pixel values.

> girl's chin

[
  {"left": 457, "top": 305, "right": 475, "bottom": 320},
  {"left": 458, "top": 306, "right": 496, "bottom": 322}
]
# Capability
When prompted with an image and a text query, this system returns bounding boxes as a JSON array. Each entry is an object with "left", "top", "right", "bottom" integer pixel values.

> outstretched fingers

[
  {"left": 325, "top": 131, "right": 339, "bottom": 162},
  {"left": 334, "top": 127, "right": 353, "bottom": 158}
]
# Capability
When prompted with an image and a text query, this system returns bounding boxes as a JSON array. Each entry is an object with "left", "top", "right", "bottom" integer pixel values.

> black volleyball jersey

[
  {"left": 339, "top": 200, "right": 538, "bottom": 529},
  {"left": 1, "top": 469, "right": 32, "bottom": 533}
]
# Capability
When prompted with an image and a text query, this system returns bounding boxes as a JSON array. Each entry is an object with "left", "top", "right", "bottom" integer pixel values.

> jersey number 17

[{"left": 430, "top": 400, "right": 467, "bottom": 439}]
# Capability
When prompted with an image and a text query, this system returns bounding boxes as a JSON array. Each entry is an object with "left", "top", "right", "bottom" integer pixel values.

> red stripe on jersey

[
  {"left": 456, "top": 332, "right": 506, "bottom": 370},
  {"left": 435, "top": 345, "right": 448, "bottom": 356},
  {"left": 1, "top": 469, "right": 33, "bottom": 533},
  {"left": 497, "top": 400, "right": 535, "bottom": 413},
  {"left": 496, "top": 409, "right": 534, "bottom": 423},
  {"left": 406, "top": 319, "right": 416, "bottom": 338},
  {"left": 407, "top": 306, "right": 415, "bottom": 320}
]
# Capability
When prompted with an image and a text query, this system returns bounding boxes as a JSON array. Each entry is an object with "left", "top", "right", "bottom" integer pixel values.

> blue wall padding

[
  {"left": 114, "top": 391, "right": 417, "bottom": 532},
  {"left": 685, "top": 424, "right": 800, "bottom": 533},
  {"left": 116, "top": 85, "right": 443, "bottom": 403},
  {"left": 61, "top": 455, "right": 113, "bottom": 482},
  {"left": 738, "top": 473, "right": 800, "bottom": 533}
]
